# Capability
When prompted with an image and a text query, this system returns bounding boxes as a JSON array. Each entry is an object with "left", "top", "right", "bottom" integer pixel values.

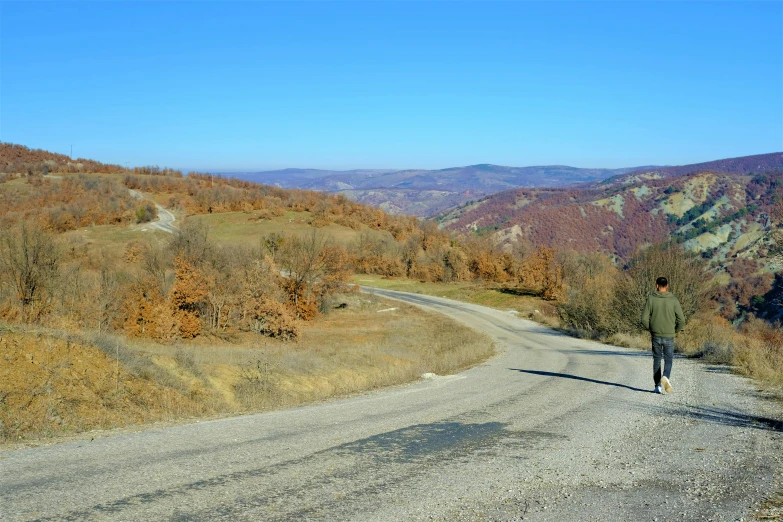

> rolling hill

[
  {"left": 438, "top": 152, "right": 783, "bottom": 270},
  {"left": 233, "top": 164, "right": 653, "bottom": 216},
  {"left": 593, "top": 152, "right": 783, "bottom": 188}
]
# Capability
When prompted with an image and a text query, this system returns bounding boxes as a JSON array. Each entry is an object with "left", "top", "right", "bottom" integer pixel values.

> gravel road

[
  {"left": 2, "top": 289, "right": 781, "bottom": 521},
  {"left": 128, "top": 189, "right": 177, "bottom": 233}
]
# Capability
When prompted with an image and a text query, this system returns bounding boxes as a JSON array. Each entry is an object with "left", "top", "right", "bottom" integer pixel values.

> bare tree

[
  {"left": 613, "top": 244, "right": 711, "bottom": 332},
  {"left": 277, "top": 230, "right": 334, "bottom": 318},
  {"left": 169, "top": 219, "right": 212, "bottom": 265},
  {"left": 0, "top": 222, "right": 60, "bottom": 322}
]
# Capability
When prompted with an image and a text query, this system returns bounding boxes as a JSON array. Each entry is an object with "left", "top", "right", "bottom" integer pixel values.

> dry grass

[
  {"left": 0, "top": 175, "right": 36, "bottom": 194},
  {"left": 353, "top": 274, "right": 559, "bottom": 324},
  {"left": 0, "top": 324, "right": 211, "bottom": 443},
  {"left": 677, "top": 313, "right": 783, "bottom": 399},
  {"left": 605, "top": 332, "right": 649, "bottom": 350},
  {"left": 189, "top": 210, "right": 360, "bottom": 247},
  {"left": 0, "top": 293, "right": 493, "bottom": 443},
  {"left": 56, "top": 198, "right": 358, "bottom": 260},
  {"left": 132, "top": 293, "right": 493, "bottom": 411},
  {"left": 755, "top": 490, "right": 783, "bottom": 521},
  {"left": 60, "top": 222, "right": 170, "bottom": 259}
]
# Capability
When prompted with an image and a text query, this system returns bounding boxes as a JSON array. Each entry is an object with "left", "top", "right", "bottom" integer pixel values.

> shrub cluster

[
  {"left": 0, "top": 221, "right": 352, "bottom": 342},
  {"left": 557, "top": 244, "right": 712, "bottom": 335},
  {"left": 0, "top": 175, "right": 140, "bottom": 231}
]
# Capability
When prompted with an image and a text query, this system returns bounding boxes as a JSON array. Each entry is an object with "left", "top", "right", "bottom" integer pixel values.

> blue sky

[{"left": 1, "top": 1, "right": 781, "bottom": 171}]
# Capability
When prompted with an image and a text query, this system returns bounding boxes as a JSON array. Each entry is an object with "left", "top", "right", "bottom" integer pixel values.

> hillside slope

[
  {"left": 439, "top": 160, "right": 783, "bottom": 271},
  {"left": 594, "top": 152, "right": 783, "bottom": 187}
]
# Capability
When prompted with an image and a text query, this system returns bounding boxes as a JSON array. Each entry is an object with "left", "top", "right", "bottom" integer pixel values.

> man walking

[{"left": 641, "top": 277, "right": 685, "bottom": 394}]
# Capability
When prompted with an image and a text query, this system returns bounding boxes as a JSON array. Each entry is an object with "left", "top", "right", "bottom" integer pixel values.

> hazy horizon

[{"left": 180, "top": 153, "right": 778, "bottom": 176}]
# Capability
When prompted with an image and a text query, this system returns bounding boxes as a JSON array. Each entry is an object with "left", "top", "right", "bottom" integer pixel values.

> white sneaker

[
  {"left": 661, "top": 376, "right": 672, "bottom": 393},
  {"left": 654, "top": 385, "right": 663, "bottom": 394}
]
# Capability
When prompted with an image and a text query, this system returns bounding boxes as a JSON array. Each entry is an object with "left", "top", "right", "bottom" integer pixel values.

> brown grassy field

[
  {"left": 56, "top": 208, "right": 359, "bottom": 259},
  {"left": 60, "top": 223, "right": 171, "bottom": 259},
  {"left": 188, "top": 210, "right": 360, "bottom": 247},
  {"left": 0, "top": 293, "right": 493, "bottom": 444}
]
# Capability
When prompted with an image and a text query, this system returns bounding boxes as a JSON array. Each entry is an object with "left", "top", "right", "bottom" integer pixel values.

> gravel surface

[
  {"left": 1, "top": 288, "right": 781, "bottom": 521},
  {"left": 129, "top": 188, "right": 177, "bottom": 233}
]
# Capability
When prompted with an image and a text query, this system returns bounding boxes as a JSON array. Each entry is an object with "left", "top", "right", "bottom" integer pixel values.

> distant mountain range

[{"left": 231, "top": 164, "right": 655, "bottom": 216}]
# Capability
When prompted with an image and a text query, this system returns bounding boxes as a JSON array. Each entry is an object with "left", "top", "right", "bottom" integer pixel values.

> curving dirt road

[
  {"left": 149, "top": 204, "right": 177, "bottom": 234},
  {"left": 128, "top": 189, "right": 177, "bottom": 233},
  {"left": 1, "top": 289, "right": 781, "bottom": 521}
]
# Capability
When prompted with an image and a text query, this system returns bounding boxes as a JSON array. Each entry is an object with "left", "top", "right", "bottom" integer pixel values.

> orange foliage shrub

[
  {"left": 123, "top": 241, "right": 146, "bottom": 264},
  {"left": 443, "top": 248, "right": 471, "bottom": 282},
  {"left": 281, "top": 279, "right": 320, "bottom": 321},
  {"left": 521, "top": 247, "right": 564, "bottom": 301},
  {"left": 248, "top": 298, "right": 299, "bottom": 340},
  {"left": 409, "top": 261, "right": 444, "bottom": 282},
  {"left": 120, "top": 276, "right": 166, "bottom": 337},
  {"left": 170, "top": 256, "right": 210, "bottom": 339},
  {"left": 471, "top": 251, "right": 508, "bottom": 282}
]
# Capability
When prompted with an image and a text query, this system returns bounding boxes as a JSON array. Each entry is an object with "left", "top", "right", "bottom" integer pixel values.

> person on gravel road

[{"left": 641, "top": 276, "right": 685, "bottom": 395}]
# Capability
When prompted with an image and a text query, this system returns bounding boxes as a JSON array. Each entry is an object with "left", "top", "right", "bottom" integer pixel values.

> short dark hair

[{"left": 656, "top": 277, "right": 669, "bottom": 288}]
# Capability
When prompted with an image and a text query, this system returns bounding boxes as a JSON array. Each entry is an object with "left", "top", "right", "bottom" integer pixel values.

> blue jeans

[{"left": 652, "top": 336, "right": 674, "bottom": 386}]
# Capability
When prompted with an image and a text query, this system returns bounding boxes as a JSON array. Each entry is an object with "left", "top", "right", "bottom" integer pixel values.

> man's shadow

[{"left": 509, "top": 368, "right": 653, "bottom": 393}]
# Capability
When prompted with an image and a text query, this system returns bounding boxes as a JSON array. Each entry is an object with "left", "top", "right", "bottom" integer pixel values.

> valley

[
  {"left": 235, "top": 164, "right": 651, "bottom": 216},
  {"left": 3, "top": 3, "right": 781, "bottom": 520},
  {"left": 1, "top": 143, "right": 781, "bottom": 521}
]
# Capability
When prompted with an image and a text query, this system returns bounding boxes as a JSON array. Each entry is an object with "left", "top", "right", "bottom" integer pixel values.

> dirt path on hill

[
  {"left": 1, "top": 289, "right": 781, "bottom": 521},
  {"left": 129, "top": 188, "right": 177, "bottom": 233}
]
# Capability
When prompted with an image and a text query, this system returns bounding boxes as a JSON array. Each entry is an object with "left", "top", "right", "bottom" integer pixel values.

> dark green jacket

[{"left": 641, "top": 291, "right": 685, "bottom": 338}]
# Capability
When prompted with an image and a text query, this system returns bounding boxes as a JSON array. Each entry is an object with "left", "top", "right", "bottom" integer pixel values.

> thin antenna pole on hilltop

[{"left": 70, "top": 145, "right": 73, "bottom": 159}]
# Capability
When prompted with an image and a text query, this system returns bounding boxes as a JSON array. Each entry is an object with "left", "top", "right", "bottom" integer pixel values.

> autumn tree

[
  {"left": 351, "top": 229, "right": 405, "bottom": 277},
  {"left": 237, "top": 257, "right": 298, "bottom": 340},
  {"left": 557, "top": 252, "right": 617, "bottom": 332},
  {"left": 121, "top": 275, "right": 167, "bottom": 337},
  {"left": 261, "top": 232, "right": 285, "bottom": 262},
  {"left": 170, "top": 255, "right": 209, "bottom": 338},
  {"left": 202, "top": 245, "right": 246, "bottom": 333},
  {"left": 520, "top": 247, "right": 564, "bottom": 301},
  {"left": 0, "top": 222, "right": 60, "bottom": 322},
  {"left": 278, "top": 230, "right": 349, "bottom": 319},
  {"left": 442, "top": 247, "right": 471, "bottom": 282},
  {"left": 136, "top": 202, "right": 158, "bottom": 223},
  {"left": 169, "top": 219, "right": 212, "bottom": 266}
]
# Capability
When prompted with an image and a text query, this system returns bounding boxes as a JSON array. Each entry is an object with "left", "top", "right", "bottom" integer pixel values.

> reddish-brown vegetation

[
  {"left": 603, "top": 152, "right": 783, "bottom": 186},
  {"left": 0, "top": 175, "right": 141, "bottom": 231},
  {"left": 443, "top": 169, "right": 783, "bottom": 264},
  {"left": 0, "top": 142, "right": 126, "bottom": 175}
]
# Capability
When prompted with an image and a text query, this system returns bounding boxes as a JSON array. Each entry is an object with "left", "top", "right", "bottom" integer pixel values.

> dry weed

[
  {"left": 0, "top": 326, "right": 211, "bottom": 442},
  {"left": 0, "top": 293, "right": 493, "bottom": 442}
]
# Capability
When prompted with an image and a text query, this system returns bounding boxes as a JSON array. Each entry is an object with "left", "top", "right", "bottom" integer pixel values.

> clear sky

[{"left": 1, "top": 1, "right": 781, "bottom": 171}]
